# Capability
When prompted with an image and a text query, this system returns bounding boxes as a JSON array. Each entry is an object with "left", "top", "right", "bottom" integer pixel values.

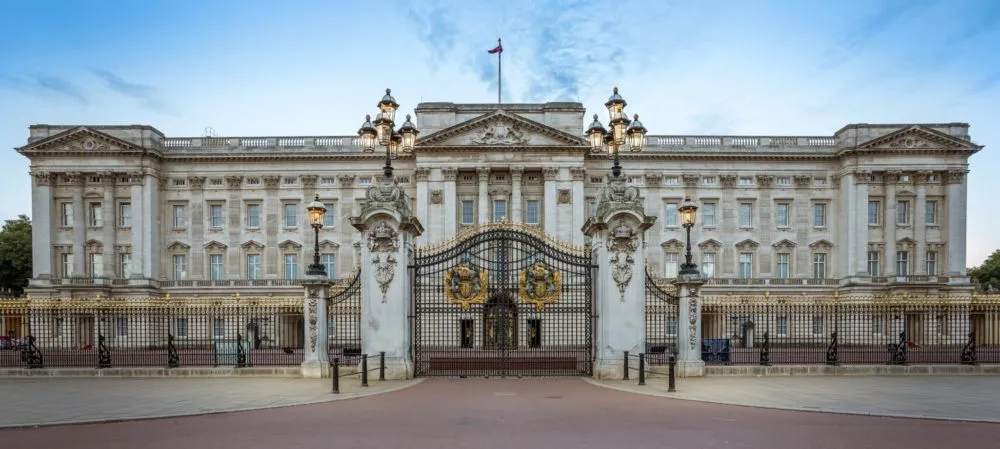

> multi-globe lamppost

[{"left": 356, "top": 88, "right": 419, "bottom": 178}]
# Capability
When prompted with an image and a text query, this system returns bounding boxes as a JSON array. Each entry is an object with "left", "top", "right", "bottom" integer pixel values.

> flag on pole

[
  {"left": 488, "top": 41, "right": 503, "bottom": 54},
  {"left": 489, "top": 38, "right": 503, "bottom": 103}
]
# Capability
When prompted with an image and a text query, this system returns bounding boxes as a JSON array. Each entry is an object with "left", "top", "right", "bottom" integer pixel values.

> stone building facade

[{"left": 17, "top": 102, "right": 981, "bottom": 300}]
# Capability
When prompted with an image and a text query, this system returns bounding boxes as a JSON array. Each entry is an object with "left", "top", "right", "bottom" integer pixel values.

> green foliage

[
  {"left": 968, "top": 249, "right": 1000, "bottom": 292},
  {"left": 0, "top": 215, "right": 32, "bottom": 295}
]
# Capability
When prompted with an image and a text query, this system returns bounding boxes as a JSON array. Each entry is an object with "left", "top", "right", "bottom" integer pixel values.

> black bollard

[
  {"left": 361, "top": 354, "right": 369, "bottom": 387},
  {"left": 638, "top": 353, "right": 646, "bottom": 386},
  {"left": 379, "top": 351, "right": 386, "bottom": 381},
  {"left": 623, "top": 351, "right": 630, "bottom": 381},
  {"left": 667, "top": 355, "right": 677, "bottom": 393},
  {"left": 332, "top": 358, "right": 340, "bottom": 394}
]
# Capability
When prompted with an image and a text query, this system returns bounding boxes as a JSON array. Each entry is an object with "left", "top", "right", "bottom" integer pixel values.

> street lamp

[
  {"left": 586, "top": 87, "right": 647, "bottom": 179},
  {"left": 678, "top": 195, "right": 699, "bottom": 276},
  {"left": 358, "top": 88, "right": 419, "bottom": 179},
  {"left": 306, "top": 194, "right": 327, "bottom": 277}
]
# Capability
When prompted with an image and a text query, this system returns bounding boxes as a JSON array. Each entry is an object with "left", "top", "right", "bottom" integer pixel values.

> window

[
  {"left": 926, "top": 251, "right": 938, "bottom": 275},
  {"left": 871, "top": 315, "right": 884, "bottom": 334},
  {"left": 173, "top": 205, "right": 186, "bottom": 228},
  {"left": 60, "top": 202, "right": 74, "bottom": 227},
  {"left": 245, "top": 204, "right": 260, "bottom": 228},
  {"left": 776, "top": 177, "right": 791, "bottom": 187},
  {"left": 663, "top": 176, "right": 680, "bottom": 186},
  {"left": 461, "top": 200, "right": 474, "bottom": 225},
  {"left": 323, "top": 201, "right": 336, "bottom": 227},
  {"left": 813, "top": 253, "right": 827, "bottom": 278},
  {"left": 321, "top": 177, "right": 336, "bottom": 186},
  {"left": 896, "top": 200, "right": 910, "bottom": 225},
  {"left": 210, "top": 204, "right": 224, "bottom": 228},
  {"left": 664, "top": 203, "right": 678, "bottom": 227},
  {"left": 777, "top": 316, "right": 788, "bottom": 337},
  {"left": 589, "top": 201, "right": 599, "bottom": 217},
  {"left": 702, "top": 176, "right": 717, "bottom": 185},
  {"left": 867, "top": 251, "right": 880, "bottom": 276},
  {"left": 284, "top": 254, "right": 298, "bottom": 279},
  {"left": 525, "top": 200, "right": 539, "bottom": 224},
  {"left": 776, "top": 253, "right": 790, "bottom": 279},
  {"left": 868, "top": 201, "right": 881, "bottom": 225},
  {"left": 738, "top": 253, "right": 753, "bottom": 278},
  {"left": 812, "top": 316, "right": 824, "bottom": 336},
  {"left": 115, "top": 317, "right": 128, "bottom": 337},
  {"left": 89, "top": 253, "right": 103, "bottom": 278},
  {"left": 213, "top": 318, "right": 225, "bottom": 338},
  {"left": 775, "top": 203, "right": 790, "bottom": 227},
  {"left": 61, "top": 253, "right": 73, "bottom": 278},
  {"left": 738, "top": 203, "right": 753, "bottom": 227},
  {"left": 283, "top": 203, "right": 298, "bottom": 227},
  {"left": 321, "top": 254, "right": 336, "bottom": 280},
  {"left": 247, "top": 254, "right": 261, "bottom": 280},
  {"left": 283, "top": 177, "right": 297, "bottom": 185},
  {"left": 814, "top": 178, "right": 827, "bottom": 186},
  {"left": 174, "top": 318, "right": 189, "bottom": 338},
  {"left": 664, "top": 252, "right": 678, "bottom": 278},
  {"left": 896, "top": 251, "right": 910, "bottom": 275},
  {"left": 173, "top": 255, "right": 187, "bottom": 280},
  {"left": 492, "top": 199, "right": 507, "bottom": 222},
  {"left": 246, "top": 177, "right": 260, "bottom": 186},
  {"left": 210, "top": 254, "right": 223, "bottom": 281},
  {"left": 701, "top": 253, "right": 716, "bottom": 278},
  {"left": 702, "top": 203, "right": 716, "bottom": 227},
  {"left": 119, "top": 253, "right": 131, "bottom": 278},
  {"left": 813, "top": 203, "right": 827, "bottom": 227},
  {"left": 738, "top": 176, "right": 753, "bottom": 186},
  {"left": 118, "top": 202, "right": 132, "bottom": 227},
  {"left": 358, "top": 177, "right": 373, "bottom": 186},
  {"left": 665, "top": 317, "right": 678, "bottom": 336},
  {"left": 925, "top": 200, "right": 937, "bottom": 224},
  {"left": 89, "top": 202, "right": 102, "bottom": 227}
]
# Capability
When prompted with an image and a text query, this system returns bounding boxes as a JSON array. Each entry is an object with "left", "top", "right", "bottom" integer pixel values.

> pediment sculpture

[{"left": 470, "top": 118, "right": 529, "bottom": 145}]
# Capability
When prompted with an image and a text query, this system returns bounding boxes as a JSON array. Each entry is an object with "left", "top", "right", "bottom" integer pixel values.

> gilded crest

[
  {"left": 519, "top": 260, "right": 561, "bottom": 310},
  {"left": 444, "top": 254, "right": 488, "bottom": 311}
]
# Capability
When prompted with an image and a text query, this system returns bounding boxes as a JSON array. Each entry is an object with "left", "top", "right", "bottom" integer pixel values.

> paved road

[{"left": 1, "top": 377, "right": 997, "bottom": 449}]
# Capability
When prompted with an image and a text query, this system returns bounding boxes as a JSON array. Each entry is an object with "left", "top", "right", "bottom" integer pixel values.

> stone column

[
  {"left": 543, "top": 167, "right": 559, "bottom": 236},
  {"left": 756, "top": 175, "right": 774, "bottom": 277},
  {"left": 642, "top": 172, "right": 662, "bottom": 273},
  {"left": 849, "top": 170, "right": 870, "bottom": 276},
  {"left": 128, "top": 172, "right": 144, "bottom": 278},
  {"left": 262, "top": 176, "right": 281, "bottom": 278},
  {"left": 351, "top": 176, "right": 423, "bottom": 379},
  {"left": 719, "top": 175, "right": 737, "bottom": 277},
  {"left": 188, "top": 176, "right": 207, "bottom": 280},
  {"left": 914, "top": 171, "right": 929, "bottom": 275},
  {"left": 793, "top": 175, "right": 813, "bottom": 277},
  {"left": 143, "top": 171, "right": 161, "bottom": 280},
  {"left": 510, "top": 166, "right": 523, "bottom": 223},
  {"left": 29, "top": 171, "right": 53, "bottom": 280},
  {"left": 884, "top": 171, "right": 898, "bottom": 276},
  {"left": 443, "top": 168, "right": 457, "bottom": 238},
  {"left": 300, "top": 279, "right": 331, "bottom": 378},
  {"left": 477, "top": 167, "right": 490, "bottom": 224},
  {"left": 946, "top": 170, "right": 968, "bottom": 276},
  {"left": 100, "top": 172, "right": 117, "bottom": 278},
  {"left": 224, "top": 175, "right": 243, "bottom": 280},
  {"left": 582, "top": 176, "right": 655, "bottom": 379},
  {"left": 337, "top": 174, "right": 357, "bottom": 272},
  {"left": 414, "top": 168, "right": 430, "bottom": 245},
  {"left": 673, "top": 278, "right": 705, "bottom": 377},
  {"left": 68, "top": 172, "right": 85, "bottom": 277},
  {"left": 571, "top": 168, "right": 587, "bottom": 247}
]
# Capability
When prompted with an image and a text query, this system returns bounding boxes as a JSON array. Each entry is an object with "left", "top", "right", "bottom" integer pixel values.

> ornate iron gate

[
  {"left": 327, "top": 270, "right": 362, "bottom": 365},
  {"left": 645, "top": 270, "right": 680, "bottom": 365},
  {"left": 411, "top": 224, "right": 594, "bottom": 377}
]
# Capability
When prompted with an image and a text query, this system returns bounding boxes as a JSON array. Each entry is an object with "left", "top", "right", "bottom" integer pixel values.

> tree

[
  {"left": 968, "top": 249, "right": 1000, "bottom": 292},
  {"left": 0, "top": 215, "right": 31, "bottom": 296}
]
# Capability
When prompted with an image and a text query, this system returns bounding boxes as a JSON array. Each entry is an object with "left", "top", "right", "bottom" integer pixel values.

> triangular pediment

[
  {"left": 417, "top": 110, "right": 588, "bottom": 148},
  {"left": 167, "top": 241, "right": 191, "bottom": 252},
  {"left": 735, "top": 239, "right": 759, "bottom": 251},
  {"left": 241, "top": 240, "right": 265, "bottom": 251},
  {"left": 660, "top": 239, "right": 685, "bottom": 251},
  {"left": 809, "top": 239, "right": 834, "bottom": 251},
  {"left": 856, "top": 125, "right": 981, "bottom": 152},
  {"left": 204, "top": 240, "right": 227, "bottom": 251},
  {"left": 17, "top": 126, "right": 150, "bottom": 156},
  {"left": 319, "top": 240, "right": 340, "bottom": 252},
  {"left": 279, "top": 240, "right": 302, "bottom": 251},
  {"left": 697, "top": 239, "right": 722, "bottom": 250},
  {"left": 772, "top": 239, "right": 797, "bottom": 251}
]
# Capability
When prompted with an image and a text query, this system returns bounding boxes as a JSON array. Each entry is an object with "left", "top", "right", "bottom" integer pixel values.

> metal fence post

[
  {"left": 332, "top": 358, "right": 340, "bottom": 394},
  {"left": 623, "top": 351, "right": 630, "bottom": 380},
  {"left": 638, "top": 353, "right": 645, "bottom": 386},
  {"left": 361, "top": 354, "right": 369, "bottom": 387},
  {"left": 667, "top": 355, "right": 676, "bottom": 393},
  {"left": 379, "top": 351, "right": 385, "bottom": 381}
]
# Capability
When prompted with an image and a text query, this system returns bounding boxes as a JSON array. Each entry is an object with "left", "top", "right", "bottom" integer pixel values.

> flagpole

[{"left": 497, "top": 38, "right": 502, "bottom": 104}]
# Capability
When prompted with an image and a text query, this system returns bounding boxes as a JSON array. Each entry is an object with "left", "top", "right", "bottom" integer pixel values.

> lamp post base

[{"left": 306, "top": 264, "right": 327, "bottom": 277}]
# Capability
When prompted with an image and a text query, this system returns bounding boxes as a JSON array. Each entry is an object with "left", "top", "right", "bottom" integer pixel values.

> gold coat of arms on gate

[
  {"left": 519, "top": 260, "right": 561, "bottom": 310},
  {"left": 444, "top": 253, "right": 488, "bottom": 311}
]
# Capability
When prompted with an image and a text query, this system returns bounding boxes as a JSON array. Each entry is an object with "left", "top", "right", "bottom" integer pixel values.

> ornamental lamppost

[
  {"left": 357, "top": 88, "right": 419, "bottom": 178},
  {"left": 585, "top": 87, "right": 647, "bottom": 179},
  {"left": 678, "top": 195, "right": 700, "bottom": 276},
  {"left": 306, "top": 194, "right": 327, "bottom": 277}
]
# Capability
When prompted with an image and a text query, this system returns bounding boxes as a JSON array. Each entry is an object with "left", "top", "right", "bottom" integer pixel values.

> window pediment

[
  {"left": 772, "top": 239, "right": 796, "bottom": 251},
  {"left": 204, "top": 240, "right": 227, "bottom": 252},
  {"left": 319, "top": 240, "right": 340, "bottom": 252},
  {"left": 167, "top": 241, "right": 190, "bottom": 252},
  {"left": 735, "top": 239, "right": 759, "bottom": 251},
  {"left": 697, "top": 239, "right": 722, "bottom": 251},
  {"left": 661, "top": 239, "right": 684, "bottom": 251},
  {"left": 809, "top": 239, "right": 834, "bottom": 251},
  {"left": 279, "top": 240, "right": 302, "bottom": 251},
  {"left": 896, "top": 237, "right": 915, "bottom": 251},
  {"left": 84, "top": 239, "right": 103, "bottom": 252},
  {"left": 241, "top": 240, "right": 265, "bottom": 251}
]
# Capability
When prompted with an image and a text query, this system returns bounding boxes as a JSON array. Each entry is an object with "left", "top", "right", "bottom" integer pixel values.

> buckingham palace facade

[{"left": 17, "top": 100, "right": 981, "bottom": 300}]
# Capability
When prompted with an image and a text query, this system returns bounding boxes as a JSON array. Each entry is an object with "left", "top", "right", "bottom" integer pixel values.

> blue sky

[{"left": 0, "top": 0, "right": 998, "bottom": 266}]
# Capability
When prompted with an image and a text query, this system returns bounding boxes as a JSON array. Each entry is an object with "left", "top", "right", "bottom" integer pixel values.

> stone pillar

[
  {"left": 582, "top": 176, "right": 655, "bottom": 379},
  {"left": 188, "top": 176, "right": 207, "bottom": 280},
  {"left": 914, "top": 172, "right": 929, "bottom": 275},
  {"left": 129, "top": 172, "right": 144, "bottom": 278},
  {"left": 143, "top": 172, "right": 161, "bottom": 279},
  {"left": 337, "top": 174, "right": 357, "bottom": 273},
  {"left": 69, "top": 172, "right": 85, "bottom": 277},
  {"left": 301, "top": 279, "right": 331, "bottom": 378},
  {"left": 224, "top": 175, "right": 243, "bottom": 280},
  {"left": 543, "top": 167, "right": 558, "bottom": 236},
  {"left": 414, "top": 168, "right": 430, "bottom": 245},
  {"left": 571, "top": 168, "right": 587, "bottom": 247},
  {"left": 30, "top": 171, "right": 53, "bottom": 280},
  {"left": 756, "top": 175, "right": 774, "bottom": 277},
  {"left": 946, "top": 170, "right": 968, "bottom": 276},
  {"left": 884, "top": 172, "right": 898, "bottom": 276},
  {"left": 643, "top": 171, "right": 662, "bottom": 273},
  {"left": 673, "top": 278, "right": 705, "bottom": 377},
  {"left": 443, "top": 168, "right": 458, "bottom": 238},
  {"left": 351, "top": 176, "right": 423, "bottom": 379},
  {"left": 511, "top": 166, "right": 523, "bottom": 223},
  {"left": 477, "top": 167, "right": 490, "bottom": 224},
  {"left": 100, "top": 172, "right": 117, "bottom": 278},
  {"left": 849, "top": 171, "right": 870, "bottom": 276},
  {"left": 263, "top": 176, "right": 282, "bottom": 279}
]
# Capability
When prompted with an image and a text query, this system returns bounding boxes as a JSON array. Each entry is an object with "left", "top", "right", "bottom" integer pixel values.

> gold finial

[{"left": 95, "top": 293, "right": 101, "bottom": 300}]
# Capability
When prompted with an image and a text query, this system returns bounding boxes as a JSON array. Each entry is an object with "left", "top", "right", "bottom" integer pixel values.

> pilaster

[
  {"left": 543, "top": 167, "right": 558, "bottom": 236},
  {"left": 68, "top": 172, "right": 85, "bottom": 277},
  {"left": 477, "top": 167, "right": 490, "bottom": 224},
  {"left": 884, "top": 171, "right": 898, "bottom": 275},
  {"left": 263, "top": 175, "right": 282, "bottom": 279},
  {"left": 643, "top": 171, "right": 662, "bottom": 271},
  {"left": 443, "top": 168, "right": 457, "bottom": 240},
  {"left": 188, "top": 176, "right": 207, "bottom": 280},
  {"left": 914, "top": 171, "right": 929, "bottom": 275},
  {"left": 29, "top": 171, "right": 53, "bottom": 280},
  {"left": 511, "top": 166, "right": 523, "bottom": 223},
  {"left": 571, "top": 168, "right": 586, "bottom": 247},
  {"left": 946, "top": 170, "right": 968, "bottom": 276},
  {"left": 414, "top": 168, "right": 430, "bottom": 245},
  {"left": 100, "top": 172, "right": 117, "bottom": 278},
  {"left": 225, "top": 175, "right": 243, "bottom": 280}
]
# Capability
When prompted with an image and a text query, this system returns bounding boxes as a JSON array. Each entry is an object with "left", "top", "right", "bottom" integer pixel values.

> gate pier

[{"left": 300, "top": 278, "right": 332, "bottom": 378}]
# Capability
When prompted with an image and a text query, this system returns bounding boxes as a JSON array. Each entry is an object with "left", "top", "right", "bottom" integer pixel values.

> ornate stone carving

[
  {"left": 430, "top": 189, "right": 443, "bottom": 204},
  {"left": 63, "top": 172, "right": 83, "bottom": 185},
  {"left": 262, "top": 175, "right": 281, "bottom": 189},
  {"left": 735, "top": 239, "right": 759, "bottom": 252},
  {"left": 854, "top": 169, "right": 873, "bottom": 184},
  {"left": 367, "top": 220, "right": 400, "bottom": 301},
  {"left": 358, "top": 176, "right": 412, "bottom": 218},
  {"left": 31, "top": 171, "right": 52, "bottom": 186},
  {"left": 946, "top": 170, "right": 966, "bottom": 184},
  {"left": 445, "top": 253, "right": 488, "bottom": 311},
  {"left": 888, "top": 136, "right": 930, "bottom": 149},
  {"left": 300, "top": 175, "right": 318, "bottom": 189},
  {"left": 571, "top": 168, "right": 588, "bottom": 182},
  {"left": 913, "top": 171, "right": 933, "bottom": 184},
  {"left": 595, "top": 174, "right": 643, "bottom": 219},
  {"left": 470, "top": 118, "right": 528, "bottom": 145},
  {"left": 793, "top": 175, "right": 812, "bottom": 188},
  {"left": 542, "top": 167, "right": 558, "bottom": 181},
  {"left": 868, "top": 242, "right": 885, "bottom": 251},
  {"left": 510, "top": 166, "right": 524, "bottom": 182},
  {"left": 772, "top": 239, "right": 796, "bottom": 251},
  {"left": 755, "top": 175, "right": 774, "bottom": 189},
  {"left": 519, "top": 260, "right": 561, "bottom": 311},
  {"left": 279, "top": 240, "right": 302, "bottom": 251},
  {"left": 895, "top": 237, "right": 915, "bottom": 251},
  {"left": 682, "top": 174, "right": 700, "bottom": 188},
  {"left": 927, "top": 242, "right": 945, "bottom": 251},
  {"left": 442, "top": 167, "right": 458, "bottom": 181},
  {"left": 719, "top": 174, "right": 737, "bottom": 188},
  {"left": 307, "top": 295, "right": 318, "bottom": 354},
  {"left": 489, "top": 186, "right": 512, "bottom": 197},
  {"left": 413, "top": 167, "right": 430, "bottom": 182},
  {"left": 225, "top": 175, "right": 243, "bottom": 189},
  {"left": 241, "top": 240, "right": 265, "bottom": 251},
  {"left": 808, "top": 239, "right": 834, "bottom": 251},
  {"left": 884, "top": 170, "right": 901, "bottom": 184},
  {"left": 337, "top": 174, "right": 356, "bottom": 188},
  {"left": 697, "top": 239, "right": 722, "bottom": 251},
  {"left": 606, "top": 220, "right": 639, "bottom": 302},
  {"left": 187, "top": 176, "right": 206, "bottom": 189},
  {"left": 98, "top": 171, "right": 116, "bottom": 186},
  {"left": 687, "top": 286, "right": 700, "bottom": 351},
  {"left": 557, "top": 189, "right": 571, "bottom": 204},
  {"left": 661, "top": 239, "right": 684, "bottom": 251},
  {"left": 476, "top": 167, "right": 491, "bottom": 180}
]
